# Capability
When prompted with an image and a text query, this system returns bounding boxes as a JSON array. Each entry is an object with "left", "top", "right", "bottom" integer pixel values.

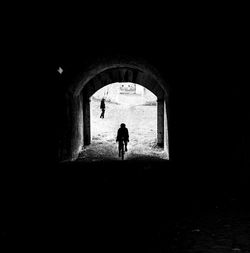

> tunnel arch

[
  {"left": 60, "top": 58, "right": 170, "bottom": 161},
  {"left": 82, "top": 67, "right": 165, "bottom": 100},
  {"left": 68, "top": 59, "right": 169, "bottom": 99}
]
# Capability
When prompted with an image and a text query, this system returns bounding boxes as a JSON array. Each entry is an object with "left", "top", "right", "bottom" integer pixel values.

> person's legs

[
  {"left": 118, "top": 141, "right": 122, "bottom": 157},
  {"left": 124, "top": 141, "right": 128, "bottom": 151},
  {"left": 100, "top": 109, "right": 104, "bottom": 118}
]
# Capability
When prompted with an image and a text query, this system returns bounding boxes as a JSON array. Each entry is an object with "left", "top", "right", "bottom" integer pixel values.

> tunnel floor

[
  {"left": 77, "top": 139, "right": 167, "bottom": 161},
  {"left": 2, "top": 162, "right": 250, "bottom": 252}
]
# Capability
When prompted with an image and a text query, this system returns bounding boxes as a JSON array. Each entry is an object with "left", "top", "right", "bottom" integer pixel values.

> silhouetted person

[
  {"left": 116, "top": 123, "right": 129, "bottom": 156},
  {"left": 100, "top": 98, "right": 105, "bottom": 118}
]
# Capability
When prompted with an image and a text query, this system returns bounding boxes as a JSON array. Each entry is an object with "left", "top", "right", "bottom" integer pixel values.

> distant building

[
  {"left": 135, "top": 85, "right": 145, "bottom": 95},
  {"left": 119, "top": 83, "right": 136, "bottom": 94},
  {"left": 92, "top": 82, "right": 156, "bottom": 104},
  {"left": 119, "top": 83, "right": 147, "bottom": 95}
]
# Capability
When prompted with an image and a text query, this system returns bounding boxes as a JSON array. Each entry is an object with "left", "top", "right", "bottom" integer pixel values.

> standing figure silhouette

[{"left": 100, "top": 98, "right": 105, "bottom": 118}]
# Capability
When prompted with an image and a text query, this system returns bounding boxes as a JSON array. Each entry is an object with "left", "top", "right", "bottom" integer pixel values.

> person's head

[{"left": 120, "top": 123, "right": 126, "bottom": 128}]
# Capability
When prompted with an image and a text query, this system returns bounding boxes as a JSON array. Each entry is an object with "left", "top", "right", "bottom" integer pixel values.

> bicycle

[{"left": 118, "top": 138, "right": 125, "bottom": 160}]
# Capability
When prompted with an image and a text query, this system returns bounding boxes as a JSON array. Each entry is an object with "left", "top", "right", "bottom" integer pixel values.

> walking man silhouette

[{"left": 100, "top": 98, "right": 105, "bottom": 118}]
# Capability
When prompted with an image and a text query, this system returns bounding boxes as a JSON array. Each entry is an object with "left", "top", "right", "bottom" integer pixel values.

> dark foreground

[{"left": 1, "top": 160, "right": 250, "bottom": 252}]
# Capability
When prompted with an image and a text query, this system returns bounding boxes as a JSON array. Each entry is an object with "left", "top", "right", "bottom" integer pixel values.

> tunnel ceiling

[
  {"left": 68, "top": 59, "right": 169, "bottom": 100},
  {"left": 82, "top": 67, "right": 165, "bottom": 99}
]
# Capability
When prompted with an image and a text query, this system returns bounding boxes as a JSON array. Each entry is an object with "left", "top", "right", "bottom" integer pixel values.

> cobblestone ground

[
  {"left": 164, "top": 209, "right": 250, "bottom": 253},
  {"left": 78, "top": 96, "right": 168, "bottom": 161}
]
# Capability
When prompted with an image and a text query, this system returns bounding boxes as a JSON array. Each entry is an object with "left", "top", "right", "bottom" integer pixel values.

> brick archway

[{"left": 61, "top": 58, "right": 170, "bottom": 161}]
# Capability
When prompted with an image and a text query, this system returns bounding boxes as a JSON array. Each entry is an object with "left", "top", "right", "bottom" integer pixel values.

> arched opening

[
  {"left": 77, "top": 82, "right": 167, "bottom": 160},
  {"left": 58, "top": 59, "right": 170, "bottom": 162}
]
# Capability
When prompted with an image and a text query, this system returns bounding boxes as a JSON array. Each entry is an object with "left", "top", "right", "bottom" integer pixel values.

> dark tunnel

[{"left": 1, "top": 11, "right": 249, "bottom": 252}]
